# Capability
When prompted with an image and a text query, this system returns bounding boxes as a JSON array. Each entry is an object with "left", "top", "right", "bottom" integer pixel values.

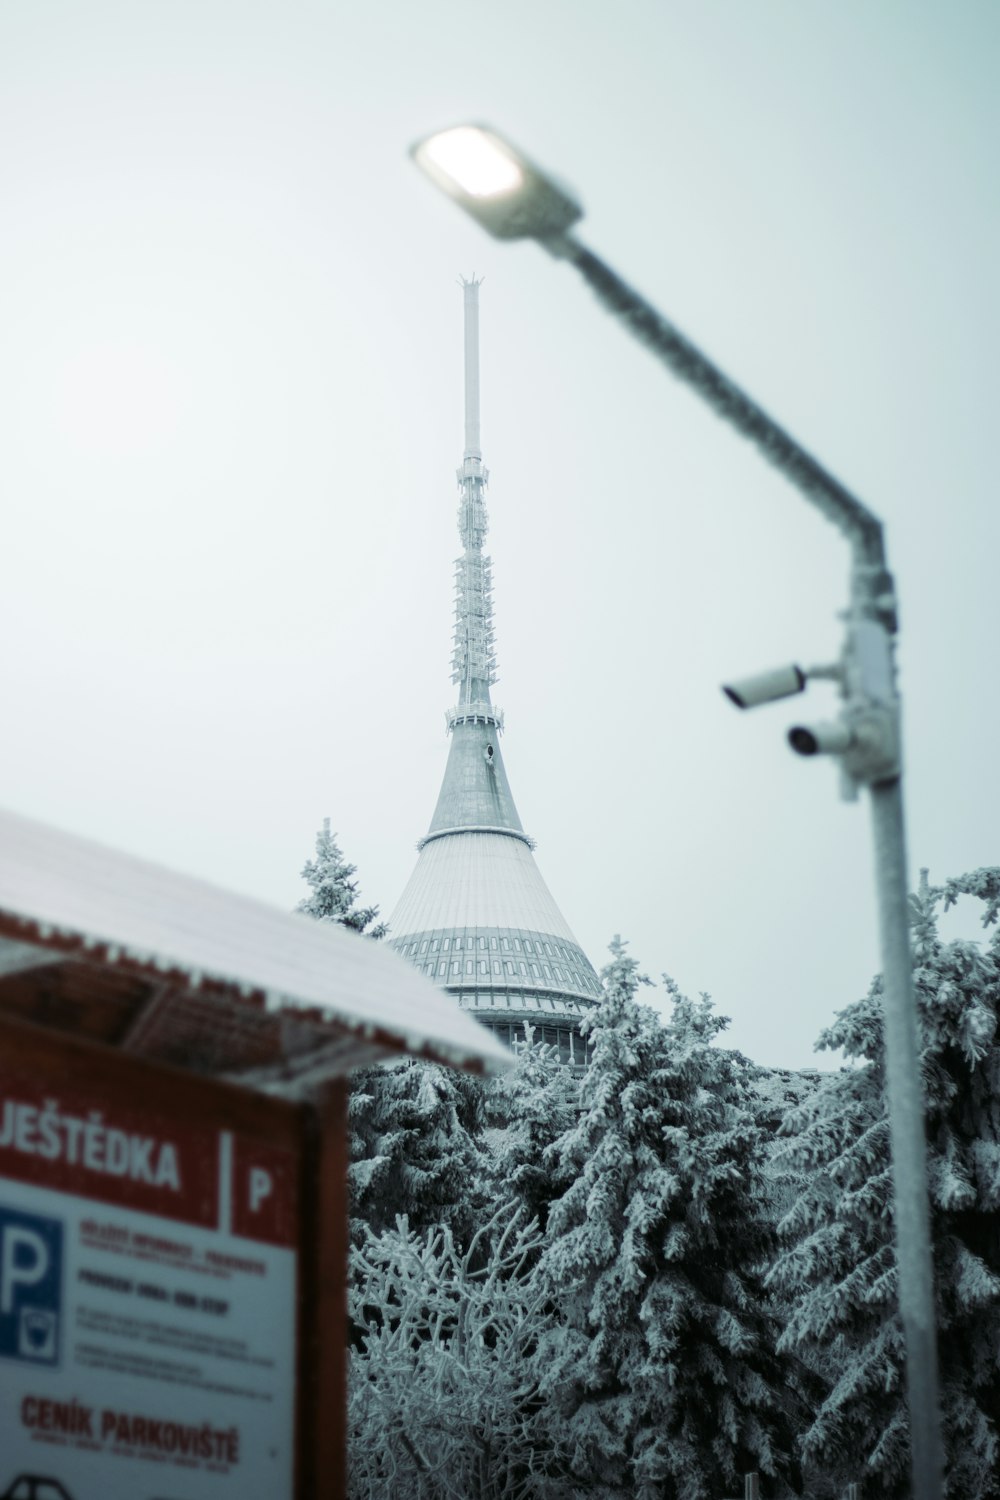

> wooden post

[
  {"left": 847, "top": 1485, "right": 861, "bottom": 1500},
  {"left": 744, "top": 1473, "right": 760, "bottom": 1500}
]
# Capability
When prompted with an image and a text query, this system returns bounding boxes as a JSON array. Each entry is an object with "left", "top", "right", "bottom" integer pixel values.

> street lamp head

[{"left": 410, "top": 124, "right": 583, "bottom": 243}]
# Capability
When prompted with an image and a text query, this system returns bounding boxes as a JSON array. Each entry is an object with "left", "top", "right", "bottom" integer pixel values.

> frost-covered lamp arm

[{"left": 549, "top": 233, "right": 889, "bottom": 578}]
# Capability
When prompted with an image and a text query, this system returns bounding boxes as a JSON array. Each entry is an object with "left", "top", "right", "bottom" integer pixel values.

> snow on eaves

[{"left": 0, "top": 805, "right": 512, "bottom": 1075}]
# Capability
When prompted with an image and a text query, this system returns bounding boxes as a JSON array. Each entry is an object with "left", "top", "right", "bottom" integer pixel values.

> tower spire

[
  {"left": 387, "top": 280, "right": 601, "bottom": 1065},
  {"left": 430, "top": 276, "right": 519, "bottom": 840}
]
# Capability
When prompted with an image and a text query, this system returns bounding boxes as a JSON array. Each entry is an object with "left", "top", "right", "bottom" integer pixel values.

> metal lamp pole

[{"left": 410, "top": 124, "right": 944, "bottom": 1499}]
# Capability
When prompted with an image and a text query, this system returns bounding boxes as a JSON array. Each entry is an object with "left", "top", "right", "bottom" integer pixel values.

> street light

[
  {"left": 411, "top": 126, "right": 583, "bottom": 241},
  {"left": 412, "top": 122, "right": 944, "bottom": 1500}
]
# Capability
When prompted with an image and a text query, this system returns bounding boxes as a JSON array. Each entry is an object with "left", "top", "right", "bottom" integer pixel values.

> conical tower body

[{"left": 388, "top": 280, "right": 601, "bottom": 1062}]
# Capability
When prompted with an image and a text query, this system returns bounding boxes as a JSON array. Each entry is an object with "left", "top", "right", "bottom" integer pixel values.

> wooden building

[{"left": 0, "top": 805, "right": 508, "bottom": 1500}]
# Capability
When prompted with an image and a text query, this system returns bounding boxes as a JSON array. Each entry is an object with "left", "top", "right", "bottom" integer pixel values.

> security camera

[
  {"left": 787, "top": 721, "right": 853, "bottom": 756},
  {"left": 789, "top": 711, "right": 899, "bottom": 788},
  {"left": 722, "top": 664, "right": 806, "bottom": 710}
]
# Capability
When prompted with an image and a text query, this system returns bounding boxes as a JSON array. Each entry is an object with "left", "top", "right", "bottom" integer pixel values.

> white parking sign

[
  {"left": 0, "top": 1068, "right": 297, "bottom": 1500},
  {"left": 0, "top": 1208, "right": 62, "bottom": 1367}
]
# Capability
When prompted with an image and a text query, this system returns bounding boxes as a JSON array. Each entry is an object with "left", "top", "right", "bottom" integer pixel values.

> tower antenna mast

[
  {"left": 453, "top": 276, "right": 496, "bottom": 709},
  {"left": 463, "top": 274, "right": 482, "bottom": 460}
]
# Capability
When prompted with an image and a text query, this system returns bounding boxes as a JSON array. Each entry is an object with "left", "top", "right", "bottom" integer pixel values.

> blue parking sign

[{"left": 0, "top": 1205, "right": 63, "bottom": 1366}]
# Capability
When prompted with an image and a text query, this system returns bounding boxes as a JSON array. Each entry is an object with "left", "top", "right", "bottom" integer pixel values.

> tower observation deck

[{"left": 387, "top": 280, "right": 601, "bottom": 1064}]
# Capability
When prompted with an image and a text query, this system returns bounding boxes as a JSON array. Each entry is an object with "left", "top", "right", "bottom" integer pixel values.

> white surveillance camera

[
  {"left": 787, "top": 721, "right": 853, "bottom": 756},
  {"left": 722, "top": 664, "right": 806, "bottom": 710}
]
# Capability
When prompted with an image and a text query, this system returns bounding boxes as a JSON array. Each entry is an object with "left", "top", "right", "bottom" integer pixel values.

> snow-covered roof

[{"left": 0, "top": 806, "right": 511, "bottom": 1090}]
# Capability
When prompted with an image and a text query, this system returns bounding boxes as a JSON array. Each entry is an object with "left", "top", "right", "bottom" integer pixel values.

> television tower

[{"left": 387, "top": 280, "right": 601, "bottom": 1061}]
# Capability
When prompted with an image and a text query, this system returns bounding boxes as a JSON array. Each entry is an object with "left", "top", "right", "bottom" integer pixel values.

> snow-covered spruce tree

[
  {"left": 485, "top": 1029, "right": 582, "bottom": 1233},
  {"left": 349, "top": 1204, "right": 577, "bottom": 1500},
  {"left": 748, "top": 1065, "right": 826, "bottom": 1235},
  {"left": 297, "top": 816, "right": 387, "bottom": 937},
  {"left": 768, "top": 869, "right": 1000, "bottom": 1498},
  {"left": 349, "top": 1057, "right": 488, "bottom": 1244},
  {"left": 295, "top": 823, "right": 485, "bottom": 1240},
  {"left": 539, "top": 938, "right": 805, "bottom": 1500}
]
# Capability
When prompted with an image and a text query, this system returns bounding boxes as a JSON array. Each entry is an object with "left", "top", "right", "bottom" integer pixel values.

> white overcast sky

[{"left": 0, "top": 1, "right": 996, "bottom": 1070}]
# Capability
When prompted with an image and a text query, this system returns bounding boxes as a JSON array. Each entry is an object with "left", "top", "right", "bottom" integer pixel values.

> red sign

[{"left": 0, "top": 1070, "right": 297, "bottom": 1245}]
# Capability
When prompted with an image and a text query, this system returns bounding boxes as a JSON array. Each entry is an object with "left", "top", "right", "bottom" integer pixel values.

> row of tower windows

[
  {"left": 485, "top": 1022, "right": 592, "bottom": 1066},
  {"left": 410, "top": 960, "right": 581, "bottom": 984},
  {"left": 414, "top": 956, "right": 575, "bottom": 982},
  {"left": 407, "top": 934, "right": 576, "bottom": 962},
  {"left": 393, "top": 929, "right": 603, "bottom": 998}
]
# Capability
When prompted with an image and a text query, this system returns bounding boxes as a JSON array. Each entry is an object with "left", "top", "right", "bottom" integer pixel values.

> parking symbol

[{"left": 0, "top": 1206, "right": 62, "bottom": 1367}]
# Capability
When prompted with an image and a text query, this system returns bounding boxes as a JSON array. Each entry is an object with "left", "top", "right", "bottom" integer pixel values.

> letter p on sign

[
  {"left": 231, "top": 1139, "right": 295, "bottom": 1245},
  {"left": 1, "top": 1226, "right": 48, "bottom": 1313},
  {"left": 249, "top": 1167, "right": 273, "bottom": 1214},
  {"left": 0, "top": 1206, "right": 62, "bottom": 1366}
]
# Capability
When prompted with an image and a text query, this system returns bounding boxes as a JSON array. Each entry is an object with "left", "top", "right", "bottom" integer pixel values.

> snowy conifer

[
  {"left": 749, "top": 1065, "right": 826, "bottom": 1232},
  {"left": 769, "top": 868, "right": 1000, "bottom": 1497},
  {"left": 540, "top": 938, "right": 805, "bottom": 1500},
  {"left": 485, "top": 1030, "right": 582, "bottom": 1232},
  {"left": 349, "top": 1058, "right": 487, "bottom": 1244},
  {"left": 297, "top": 817, "right": 387, "bottom": 937},
  {"left": 294, "top": 824, "right": 487, "bottom": 1240}
]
